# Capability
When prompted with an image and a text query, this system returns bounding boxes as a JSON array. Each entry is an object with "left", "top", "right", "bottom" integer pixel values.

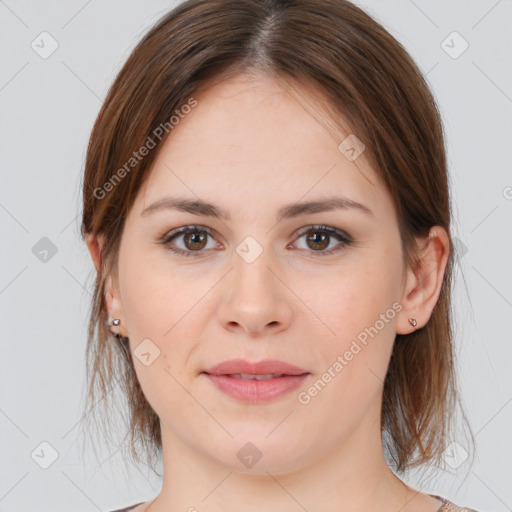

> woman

[{"left": 81, "top": 0, "right": 479, "bottom": 510}]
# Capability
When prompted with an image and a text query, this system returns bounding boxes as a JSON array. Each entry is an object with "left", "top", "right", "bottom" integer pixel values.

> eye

[
  {"left": 158, "top": 224, "right": 352, "bottom": 258},
  {"left": 290, "top": 224, "right": 352, "bottom": 257},
  {"left": 159, "top": 225, "right": 220, "bottom": 257}
]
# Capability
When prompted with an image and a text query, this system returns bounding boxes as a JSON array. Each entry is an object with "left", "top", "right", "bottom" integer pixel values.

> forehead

[{"left": 133, "top": 73, "right": 394, "bottom": 221}]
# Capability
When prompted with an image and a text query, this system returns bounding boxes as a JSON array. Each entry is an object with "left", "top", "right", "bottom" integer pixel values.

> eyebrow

[{"left": 141, "top": 195, "right": 374, "bottom": 221}]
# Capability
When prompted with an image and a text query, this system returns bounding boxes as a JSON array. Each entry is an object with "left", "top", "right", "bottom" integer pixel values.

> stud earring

[
  {"left": 408, "top": 317, "right": 417, "bottom": 327},
  {"left": 107, "top": 317, "right": 122, "bottom": 338}
]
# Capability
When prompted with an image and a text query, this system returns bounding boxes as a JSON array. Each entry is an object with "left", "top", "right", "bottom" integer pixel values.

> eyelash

[{"left": 158, "top": 224, "right": 352, "bottom": 258}]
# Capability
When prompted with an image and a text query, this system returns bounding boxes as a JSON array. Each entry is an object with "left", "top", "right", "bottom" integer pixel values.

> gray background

[{"left": 1, "top": 1, "right": 511, "bottom": 511}]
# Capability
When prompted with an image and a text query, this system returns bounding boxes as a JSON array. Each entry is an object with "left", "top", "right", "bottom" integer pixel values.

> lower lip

[{"left": 203, "top": 373, "right": 310, "bottom": 404}]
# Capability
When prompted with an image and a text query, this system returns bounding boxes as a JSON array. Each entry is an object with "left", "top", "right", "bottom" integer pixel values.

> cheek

[
  {"left": 118, "top": 250, "right": 206, "bottom": 373},
  {"left": 305, "top": 275, "right": 398, "bottom": 424},
  {"left": 305, "top": 261, "right": 399, "bottom": 338},
  {"left": 306, "top": 254, "right": 401, "bottom": 383},
  {"left": 119, "top": 248, "right": 187, "bottom": 338},
  {"left": 119, "top": 256, "right": 198, "bottom": 412}
]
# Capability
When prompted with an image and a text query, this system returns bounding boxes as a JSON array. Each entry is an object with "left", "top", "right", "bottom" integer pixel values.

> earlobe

[{"left": 397, "top": 226, "right": 450, "bottom": 334}]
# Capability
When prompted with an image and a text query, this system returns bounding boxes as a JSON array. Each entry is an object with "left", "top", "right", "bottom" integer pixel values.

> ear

[
  {"left": 85, "top": 233, "right": 129, "bottom": 337},
  {"left": 85, "top": 232, "right": 104, "bottom": 272},
  {"left": 397, "top": 226, "right": 451, "bottom": 334}
]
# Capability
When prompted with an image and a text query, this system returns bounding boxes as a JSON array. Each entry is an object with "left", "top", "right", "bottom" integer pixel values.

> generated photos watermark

[
  {"left": 297, "top": 301, "right": 403, "bottom": 405},
  {"left": 93, "top": 96, "right": 198, "bottom": 200}
]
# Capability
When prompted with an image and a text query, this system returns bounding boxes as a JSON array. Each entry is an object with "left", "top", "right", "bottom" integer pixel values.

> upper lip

[{"left": 203, "top": 358, "right": 309, "bottom": 376}]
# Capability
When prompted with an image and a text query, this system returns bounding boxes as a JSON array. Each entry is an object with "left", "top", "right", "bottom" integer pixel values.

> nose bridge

[
  {"left": 231, "top": 236, "right": 278, "bottom": 303},
  {"left": 216, "top": 234, "right": 293, "bottom": 334}
]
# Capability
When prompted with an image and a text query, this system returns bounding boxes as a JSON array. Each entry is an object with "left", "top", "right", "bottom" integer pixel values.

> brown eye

[
  {"left": 183, "top": 229, "right": 208, "bottom": 250},
  {"left": 305, "top": 231, "right": 330, "bottom": 251},
  {"left": 293, "top": 225, "right": 352, "bottom": 257},
  {"left": 160, "top": 225, "right": 219, "bottom": 258}
]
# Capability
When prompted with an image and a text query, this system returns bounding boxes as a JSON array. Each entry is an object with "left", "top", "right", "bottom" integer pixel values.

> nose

[{"left": 216, "top": 248, "right": 294, "bottom": 337}]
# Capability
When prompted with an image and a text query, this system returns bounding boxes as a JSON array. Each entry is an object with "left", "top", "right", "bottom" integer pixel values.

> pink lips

[
  {"left": 204, "top": 358, "right": 308, "bottom": 376},
  {"left": 202, "top": 358, "right": 310, "bottom": 404}
]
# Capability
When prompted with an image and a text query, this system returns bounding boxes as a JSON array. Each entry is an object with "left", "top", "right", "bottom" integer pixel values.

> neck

[{"left": 148, "top": 411, "right": 418, "bottom": 512}]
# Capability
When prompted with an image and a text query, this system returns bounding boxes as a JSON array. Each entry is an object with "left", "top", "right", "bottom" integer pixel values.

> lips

[
  {"left": 202, "top": 358, "right": 309, "bottom": 377},
  {"left": 201, "top": 359, "right": 310, "bottom": 404}
]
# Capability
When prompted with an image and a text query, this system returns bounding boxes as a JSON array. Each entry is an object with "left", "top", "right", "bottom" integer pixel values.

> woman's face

[{"left": 107, "top": 73, "right": 414, "bottom": 472}]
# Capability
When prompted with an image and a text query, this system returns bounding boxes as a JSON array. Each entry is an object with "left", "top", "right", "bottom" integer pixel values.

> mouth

[
  {"left": 221, "top": 373, "right": 295, "bottom": 380},
  {"left": 201, "top": 370, "right": 310, "bottom": 403},
  {"left": 200, "top": 358, "right": 310, "bottom": 403},
  {"left": 202, "top": 358, "right": 309, "bottom": 377}
]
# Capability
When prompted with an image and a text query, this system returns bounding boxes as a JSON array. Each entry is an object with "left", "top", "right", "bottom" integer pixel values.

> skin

[{"left": 87, "top": 72, "right": 450, "bottom": 512}]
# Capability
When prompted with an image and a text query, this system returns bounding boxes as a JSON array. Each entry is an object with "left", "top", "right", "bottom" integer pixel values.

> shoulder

[
  {"left": 439, "top": 503, "right": 480, "bottom": 512},
  {"left": 430, "top": 493, "right": 480, "bottom": 512},
  {"left": 441, "top": 504, "right": 480, "bottom": 512},
  {"left": 108, "top": 503, "right": 145, "bottom": 512}
]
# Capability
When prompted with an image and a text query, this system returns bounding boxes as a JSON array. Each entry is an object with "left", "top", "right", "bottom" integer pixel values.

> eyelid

[
  {"left": 161, "top": 224, "right": 218, "bottom": 243},
  {"left": 292, "top": 224, "right": 351, "bottom": 242}
]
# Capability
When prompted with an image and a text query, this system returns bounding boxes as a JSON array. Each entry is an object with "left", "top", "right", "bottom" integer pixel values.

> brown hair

[{"left": 80, "top": 0, "right": 474, "bottom": 475}]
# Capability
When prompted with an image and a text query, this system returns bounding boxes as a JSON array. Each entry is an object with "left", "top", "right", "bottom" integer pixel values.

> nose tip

[{"left": 217, "top": 259, "right": 294, "bottom": 336}]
